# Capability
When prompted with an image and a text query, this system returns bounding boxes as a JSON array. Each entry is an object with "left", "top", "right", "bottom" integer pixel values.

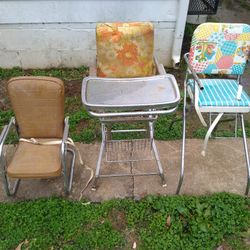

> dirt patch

[
  {"left": 108, "top": 208, "right": 139, "bottom": 250},
  {"left": 76, "top": 120, "right": 91, "bottom": 132},
  {"left": 108, "top": 209, "right": 127, "bottom": 231},
  {"left": 64, "top": 79, "right": 82, "bottom": 97}
]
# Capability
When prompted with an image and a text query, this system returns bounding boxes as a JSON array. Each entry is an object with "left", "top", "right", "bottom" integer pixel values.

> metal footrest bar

[
  {"left": 99, "top": 172, "right": 161, "bottom": 178},
  {"left": 100, "top": 116, "right": 158, "bottom": 123},
  {"left": 111, "top": 129, "right": 147, "bottom": 133}
]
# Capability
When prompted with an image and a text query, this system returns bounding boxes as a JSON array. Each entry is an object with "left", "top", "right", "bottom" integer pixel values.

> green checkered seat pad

[{"left": 188, "top": 79, "right": 250, "bottom": 107}]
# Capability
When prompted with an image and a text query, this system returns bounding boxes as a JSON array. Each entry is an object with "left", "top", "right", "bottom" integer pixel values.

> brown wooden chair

[{"left": 0, "top": 76, "right": 75, "bottom": 196}]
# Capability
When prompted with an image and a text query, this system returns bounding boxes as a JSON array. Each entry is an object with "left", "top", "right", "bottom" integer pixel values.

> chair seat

[
  {"left": 7, "top": 140, "right": 62, "bottom": 179},
  {"left": 188, "top": 79, "right": 250, "bottom": 107}
]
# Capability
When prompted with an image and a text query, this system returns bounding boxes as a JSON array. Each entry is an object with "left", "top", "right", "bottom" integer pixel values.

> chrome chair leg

[
  {"left": 176, "top": 81, "right": 187, "bottom": 194},
  {"left": 240, "top": 114, "right": 250, "bottom": 196},
  {"left": 235, "top": 114, "right": 238, "bottom": 138},
  {"left": 149, "top": 121, "right": 166, "bottom": 187},
  {"left": 201, "top": 112, "right": 223, "bottom": 157},
  {"left": 0, "top": 155, "right": 20, "bottom": 196},
  {"left": 63, "top": 146, "right": 76, "bottom": 194},
  {"left": 3, "top": 174, "right": 20, "bottom": 196},
  {"left": 92, "top": 123, "right": 106, "bottom": 191},
  {"left": 152, "top": 139, "right": 166, "bottom": 187},
  {"left": 66, "top": 148, "right": 76, "bottom": 193}
]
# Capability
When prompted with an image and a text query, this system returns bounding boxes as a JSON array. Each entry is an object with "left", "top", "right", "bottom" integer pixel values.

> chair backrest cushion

[
  {"left": 7, "top": 76, "right": 64, "bottom": 138},
  {"left": 189, "top": 23, "right": 250, "bottom": 75},
  {"left": 96, "top": 22, "right": 154, "bottom": 78}
]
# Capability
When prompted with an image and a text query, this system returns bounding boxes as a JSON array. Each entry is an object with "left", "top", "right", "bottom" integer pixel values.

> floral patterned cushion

[
  {"left": 96, "top": 22, "right": 154, "bottom": 78},
  {"left": 189, "top": 23, "right": 250, "bottom": 75}
]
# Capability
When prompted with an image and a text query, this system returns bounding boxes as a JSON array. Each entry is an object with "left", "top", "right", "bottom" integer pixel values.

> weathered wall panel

[{"left": 0, "top": 0, "right": 189, "bottom": 68}]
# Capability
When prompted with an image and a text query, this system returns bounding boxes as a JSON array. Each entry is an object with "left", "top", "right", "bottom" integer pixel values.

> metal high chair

[
  {"left": 179, "top": 23, "right": 250, "bottom": 195},
  {"left": 81, "top": 22, "right": 180, "bottom": 190}
]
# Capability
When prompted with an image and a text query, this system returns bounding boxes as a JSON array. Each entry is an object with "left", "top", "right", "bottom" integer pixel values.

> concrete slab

[
  {"left": 133, "top": 139, "right": 247, "bottom": 199},
  {"left": 0, "top": 138, "right": 248, "bottom": 202}
]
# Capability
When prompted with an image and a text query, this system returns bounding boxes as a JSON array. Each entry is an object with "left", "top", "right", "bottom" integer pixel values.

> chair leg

[
  {"left": 92, "top": 123, "right": 106, "bottom": 191},
  {"left": 176, "top": 83, "right": 187, "bottom": 195},
  {"left": 201, "top": 112, "right": 223, "bottom": 157},
  {"left": 63, "top": 148, "right": 76, "bottom": 194},
  {"left": 149, "top": 121, "right": 166, "bottom": 187},
  {"left": 3, "top": 173, "right": 20, "bottom": 196},
  {"left": 0, "top": 155, "right": 20, "bottom": 196},
  {"left": 240, "top": 114, "right": 250, "bottom": 196},
  {"left": 66, "top": 148, "right": 76, "bottom": 193},
  {"left": 235, "top": 114, "right": 238, "bottom": 138}
]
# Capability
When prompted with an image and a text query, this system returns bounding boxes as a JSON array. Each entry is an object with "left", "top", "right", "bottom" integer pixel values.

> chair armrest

[
  {"left": 61, "top": 116, "right": 70, "bottom": 157},
  {"left": 0, "top": 117, "right": 16, "bottom": 163},
  {"left": 154, "top": 56, "right": 166, "bottom": 75},
  {"left": 184, "top": 53, "right": 204, "bottom": 90}
]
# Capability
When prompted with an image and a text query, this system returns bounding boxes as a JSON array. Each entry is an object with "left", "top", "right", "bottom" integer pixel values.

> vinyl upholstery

[
  {"left": 7, "top": 76, "right": 64, "bottom": 138},
  {"left": 6, "top": 77, "right": 64, "bottom": 179},
  {"left": 7, "top": 140, "right": 61, "bottom": 178}
]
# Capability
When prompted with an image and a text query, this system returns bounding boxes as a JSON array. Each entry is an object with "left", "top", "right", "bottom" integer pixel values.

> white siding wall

[{"left": 0, "top": 0, "right": 189, "bottom": 68}]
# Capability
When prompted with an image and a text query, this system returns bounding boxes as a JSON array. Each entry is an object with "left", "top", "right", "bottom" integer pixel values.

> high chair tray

[{"left": 81, "top": 74, "right": 180, "bottom": 112}]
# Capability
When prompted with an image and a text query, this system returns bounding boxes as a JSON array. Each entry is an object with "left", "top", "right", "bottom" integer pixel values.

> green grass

[
  {"left": 0, "top": 66, "right": 88, "bottom": 81},
  {"left": 0, "top": 193, "right": 249, "bottom": 249},
  {"left": 1, "top": 101, "right": 250, "bottom": 143}
]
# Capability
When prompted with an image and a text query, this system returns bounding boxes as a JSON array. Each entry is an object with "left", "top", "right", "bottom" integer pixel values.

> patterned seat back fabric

[
  {"left": 96, "top": 22, "right": 154, "bottom": 78},
  {"left": 189, "top": 23, "right": 250, "bottom": 75}
]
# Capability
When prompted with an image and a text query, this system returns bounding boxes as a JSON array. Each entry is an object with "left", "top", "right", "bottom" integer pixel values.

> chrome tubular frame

[
  {"left": 91, "top": 115, "right": 167, "bottom": 190},
  {"left": 183, "top": 53, "right": 250, "bottom": 196},
  {"left": 0, "top": 117, "right": 20, "bottom": 196},
  {"left": 83, "top": 58, "right": 180, "bottom": 191},
  {"left": 0, "top": 116, "right": 75, "bottom": 196},
  {"left": 176, "top": 72, "right": 188, "bottom": 194},
  {"left": 61, "top": 116, "right": 76, "bottom": 194},
  {"left": 241, "top": 114, "right": 250, "bottom": 195}
]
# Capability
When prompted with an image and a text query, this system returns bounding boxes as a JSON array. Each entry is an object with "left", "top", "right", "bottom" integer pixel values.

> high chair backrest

[
  {"left": 96, "top": 22, "right": 154, "bottom": 78},
  {"left": 7, "top": 76, "right": 64, "bottom": 138},
  {"left": 189, "top": 23, "right": 250, "bottom": 75}
]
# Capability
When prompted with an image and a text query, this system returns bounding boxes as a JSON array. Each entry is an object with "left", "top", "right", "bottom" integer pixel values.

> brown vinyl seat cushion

[
  {"left": 7, "top": 140, "right": 61, "bottom": 179},
  {"left": 7, "top": 76, "right": 64, "bottom": 139}
]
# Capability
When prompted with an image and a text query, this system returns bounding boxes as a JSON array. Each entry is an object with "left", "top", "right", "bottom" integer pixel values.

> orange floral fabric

[{"left": 96, "top": 22, "right": 154, "bottom": 78}]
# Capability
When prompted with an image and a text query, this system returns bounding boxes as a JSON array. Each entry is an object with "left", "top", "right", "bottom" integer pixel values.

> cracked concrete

[{"left": 0, "top": 138, "right": 249, "bottom": 202}]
